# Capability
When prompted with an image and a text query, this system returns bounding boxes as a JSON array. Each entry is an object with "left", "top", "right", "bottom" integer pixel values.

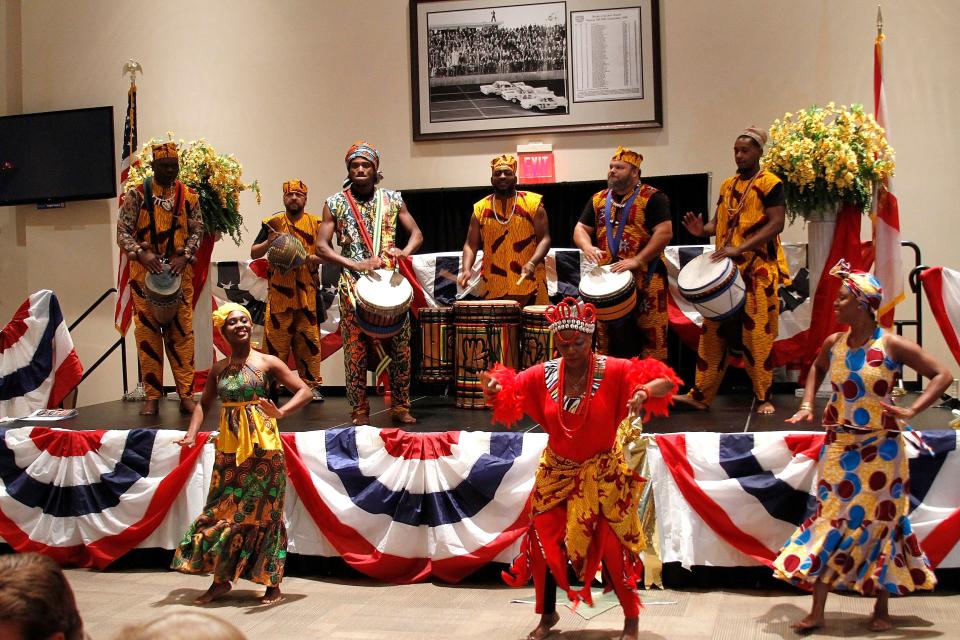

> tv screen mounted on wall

[{"left": 0, "top": 106, "right": 117, "bottom": 207}]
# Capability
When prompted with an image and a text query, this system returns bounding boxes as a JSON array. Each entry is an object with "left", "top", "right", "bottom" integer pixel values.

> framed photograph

[{"left": 410, "top": 0, "right": 662, "bottom": 141}]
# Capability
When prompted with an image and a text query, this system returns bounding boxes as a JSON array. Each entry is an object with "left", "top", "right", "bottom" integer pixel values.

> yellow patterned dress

[
  {"left": 772, "top": 328, "right": 937, "bottom": 595},
  {"left": 172, "top": 362, "right": 287, "bottom": 587}
]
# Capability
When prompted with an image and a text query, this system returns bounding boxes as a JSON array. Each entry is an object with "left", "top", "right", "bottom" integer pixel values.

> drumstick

[{"left": 515, "top": 272, "right": 528, "bottom": 286}]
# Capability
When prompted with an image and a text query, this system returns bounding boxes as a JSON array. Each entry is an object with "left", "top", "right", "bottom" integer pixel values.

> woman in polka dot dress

[{"left": 774, "top": 259, "right": 952, "bottom": 633}]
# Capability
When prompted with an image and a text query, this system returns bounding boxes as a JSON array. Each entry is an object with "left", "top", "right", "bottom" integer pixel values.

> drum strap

[
  {"left": 143, "top": 177, "right": 184, "bottom": 260},
  {"left": 603, "top": 185, "right": 641, "bottom": 259},
  {"left": 344, "top": 188, "right": 386, "bottom": 263}
]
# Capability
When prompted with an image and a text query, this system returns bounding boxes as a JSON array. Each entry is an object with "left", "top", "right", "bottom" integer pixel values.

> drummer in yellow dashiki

[
  {"left": 678, "top": 127, "right": 789, "bottom": 414},
  {"left": 250, "top": 180, "right": 324, "bottom": 401},
  {"left": 457, "top": 154, "right": 550, "bottom": 306},
  {"left": 173, "top": 303, "right": 313, "bottom": 606},
  {"left": 573, "top": 146, "right": 673, "bottom": 360},
  {"left": 117, "top": 142, "right": 203, "bottom": 416},
  {"left": 318, "top": 141, "right": 424, "bottom": 426}
]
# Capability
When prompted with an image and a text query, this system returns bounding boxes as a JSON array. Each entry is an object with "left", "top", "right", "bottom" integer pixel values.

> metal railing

[
  {"left": 63, "top": 288, "right": 128, "bottom": 404},
  {"left": 895, "top": 241, "right": 923, "bottom": 390}
]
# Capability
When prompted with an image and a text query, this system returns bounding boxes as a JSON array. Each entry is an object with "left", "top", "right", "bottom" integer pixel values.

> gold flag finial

[
  {"left": 876, "top": 5, "right": 883, "bottom": 37},
  {"left": 121, "top": 59, "right": 143, "bottom": 86}
]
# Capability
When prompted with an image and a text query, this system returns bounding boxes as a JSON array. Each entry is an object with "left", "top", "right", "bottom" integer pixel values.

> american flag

[
  {"left": 872, "top": 11, "right": 904, "bottom": 328},
  {"left": 113, "top": 82, "right": 137, "bottom": 334}
]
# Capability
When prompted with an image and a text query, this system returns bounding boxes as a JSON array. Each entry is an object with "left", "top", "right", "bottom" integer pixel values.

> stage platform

[{"left": 25, "top": 391, "right": 957, "bottom": 433}]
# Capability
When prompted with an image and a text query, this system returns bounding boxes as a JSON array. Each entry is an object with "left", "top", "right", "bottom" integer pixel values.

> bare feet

[
  {"left": 526, "top": 611, "right": 559, "bottom": 640},
  {"left": 351, "top": 414, "right": 370, "bottom": 426},
  {"left": 139, "top": 399, "right": 159, "bottom": 416},
  {"left": 790, "top": 615, "right": 824, "bottom": 633},
  {"left": 867, "top": 614, "right": 892, "bottom": 632},
  {"left": 393, "top": 411, "right": 417, "bottom": 424},
  {"left": 756, "top": 401, "right": 775, "bottom": 415},
  {"left": 195, "top": 581, "right": 232, "bottom": 604},
  {"left": 260, "top": 586, "right": 283, "bottom": 604},
  {"left": 674, "top": 393, "right": 708, "bottom": 411},
  {"left": 179, "top": 396, "right": 197, "bottom": 415},
  {"left": 621, "top": 616, "right": 639, "bottom": 640}
]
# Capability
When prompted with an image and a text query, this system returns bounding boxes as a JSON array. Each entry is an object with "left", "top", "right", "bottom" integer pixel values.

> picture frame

[{"left": 410, "top": 0, "right": 662, "bottom": 141}]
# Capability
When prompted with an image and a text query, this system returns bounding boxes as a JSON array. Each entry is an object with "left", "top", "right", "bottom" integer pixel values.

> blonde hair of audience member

[
  {"left": 114, "top": 612, "right": 248, "bottom": 640},
  {"left": 0, "top": 553, "right": 85, "bottom": 640}
]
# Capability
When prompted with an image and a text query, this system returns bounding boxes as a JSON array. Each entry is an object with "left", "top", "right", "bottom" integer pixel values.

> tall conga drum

[
  {"left": 453, "top": 300, "right": 520, "bottom": 409},
  {"left": 418, "top": 306, "right": 454, "bottom": 383},
  {"left": 520, "top": 305, "right": 555, "bottom": 370}
]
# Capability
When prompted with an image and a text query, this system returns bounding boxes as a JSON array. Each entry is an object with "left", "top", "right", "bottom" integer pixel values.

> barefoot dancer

[
  {"left": 172, "top": 303, "right": 312, "bottom": 605},
  {"left": 774, "top": 261, "right": 951, "bottom": 632},
  {"left": 481, "top": 298, "right": 681, "bottom": 640}
]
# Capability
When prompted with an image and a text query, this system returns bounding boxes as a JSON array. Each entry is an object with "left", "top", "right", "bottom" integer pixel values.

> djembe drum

[
  {"left": 520, "top": 305, "right": 555, "bottom": 370},
  {"left": 418, "top": 306, "right": 454, "bottom": 383},
  {"left": 143, "top": 267, "right": 182, "bottom": 327},
  {"left": 353, "top": 268, "right": 413, "bottom": 338},
  {"left": 676, "top": 253, "right": 746, "bottom": 321},
  {"left": 578, "top": 265, "right": 636, "bottom": 321},
  {"left": 453, "top": 300, "right": 520, "bottom": 409}
]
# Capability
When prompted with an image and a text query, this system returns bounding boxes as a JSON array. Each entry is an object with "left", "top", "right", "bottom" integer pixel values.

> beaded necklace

[
  {"left": 491, "top": 194, "right": 517, "bottom": 225},
  {"left": 556, "top": 353, "right": 597, "bottom": 437}
]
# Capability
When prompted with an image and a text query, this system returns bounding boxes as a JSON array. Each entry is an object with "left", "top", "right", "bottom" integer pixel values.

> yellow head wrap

[
  {"left": 490, "top": 154, "right": 518, "bottom": 174},
  {"left": 151, "top": 142, "right": 179, "bottom": 161},
  {"left": 212, "top": 303, "right": 252, "bottom": 332},
  {"left": 611, "top": 146, "right": 642, "bottom": 170},
  {"left": 282, "top": 179, "right": 308, "bottom": 195}
]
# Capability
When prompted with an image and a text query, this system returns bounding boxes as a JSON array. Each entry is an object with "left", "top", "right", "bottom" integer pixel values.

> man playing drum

[
  {"left": 117, "top": 142, "right": 203, "bottom": 415},
  {"left": 318, "top": 141, "right": 424, "bottom": 425},
  {"left": 677, "top": 127, "right": 789, "bottom": 415},
  {"left": 250, "top": 179, "right": 325, "bottom": 401},
  {"left": 573, "top": 146, "right": 673, "bottom": 360},
  {"left": 457, "top": 154, "right": 551, "bottom": 306}
]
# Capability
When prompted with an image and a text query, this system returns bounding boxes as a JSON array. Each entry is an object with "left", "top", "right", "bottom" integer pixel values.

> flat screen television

[{"left": 0, "top": 106, "right": 117, "bottom": 206}]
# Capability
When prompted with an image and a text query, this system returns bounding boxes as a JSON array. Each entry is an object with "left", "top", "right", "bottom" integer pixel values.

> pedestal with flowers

[{"left": 764, "top": 103, "right": 895, "bottom": 302}]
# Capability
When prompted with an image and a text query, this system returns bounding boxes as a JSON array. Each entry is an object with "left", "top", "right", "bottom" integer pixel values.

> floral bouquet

[
  {"left": 763, "top": 103, "right": 895, "bottom": 223},
  {"left": 126, "top": 134, "right": 260, "bottom": 245}
]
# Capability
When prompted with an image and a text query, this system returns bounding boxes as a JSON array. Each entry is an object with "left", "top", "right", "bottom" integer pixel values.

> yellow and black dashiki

[
  {"left": 772, "top": 327, "right": 936, "bottom": 595},
  {"left": 580, "top": 185, "right": 671, "bottom": 361},
  {"left": 116, "top": 180, "right": 202, "bottom": 400},
  {"left": 172, "top": 362, "right": 287, "bottom": 587},
  {"left": 473, "top": 191, "right": 546, "bottom": 304},
  {"left": 255, "top": 211, "right": 324, "bottom": 388},
  {"left": 690, "top": 169, "right": 791, "bottom": 405}
]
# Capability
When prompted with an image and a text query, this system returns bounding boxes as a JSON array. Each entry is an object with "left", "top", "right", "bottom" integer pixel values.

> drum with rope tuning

[
  {"left": 353, "top": 268, "right": 413, "bottom": 338},
  {"left": 143, "top": 267, "right": 182, "bottom": 327}
]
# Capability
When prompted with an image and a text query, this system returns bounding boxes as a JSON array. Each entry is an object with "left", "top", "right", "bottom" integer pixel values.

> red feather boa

[
  {"left": 626, "top": 357, "right": 683, "bottom": 420},
  {"left": 487, "top": 363, "right": 524, "bottom": 427}
]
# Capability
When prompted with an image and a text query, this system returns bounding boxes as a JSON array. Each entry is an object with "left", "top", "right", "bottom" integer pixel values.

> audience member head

[
  {"left": 0, "top": 553, "right": 85, "bottom": 640},
  {"left": 114, "top": 611, "right": 248, "bottom": 640}
]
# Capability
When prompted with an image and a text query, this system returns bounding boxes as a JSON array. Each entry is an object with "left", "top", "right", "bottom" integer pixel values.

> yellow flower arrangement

[
  {"left": 126, "top": 133, "right": 261, "bottom": 245},
  {"left": 763, "top": 103, "right": 894, "bottom": 222}
]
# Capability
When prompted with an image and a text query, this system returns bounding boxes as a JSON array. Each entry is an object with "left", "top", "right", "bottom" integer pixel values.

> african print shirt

[
  {"left": 583, "top": 185, "right": 670, "bottom": 275},
  {"left": 473, "top": 191, "right": 544, "bottom": 298},
  {"left": 256, "top": 211, "right": 322, "bottom": 313},
  {"left": 325, "top": 188, "right": 402, "bottom": 271}
]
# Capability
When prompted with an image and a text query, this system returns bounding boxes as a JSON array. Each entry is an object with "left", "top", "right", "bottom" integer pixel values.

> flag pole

[{"left": 121, "top": 59, "right": 142, "bottom": 87}]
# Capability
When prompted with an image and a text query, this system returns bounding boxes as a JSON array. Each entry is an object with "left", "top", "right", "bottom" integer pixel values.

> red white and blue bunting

[
  {"left": 0, "top": 290, "right": 83, "bottom": 419},
  {"left": 2, "top": 427, "right": 958, "bottom": 581}
]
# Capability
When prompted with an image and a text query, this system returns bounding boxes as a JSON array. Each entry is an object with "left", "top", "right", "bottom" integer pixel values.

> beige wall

[{"left": 2, "top": 0, "right": 958, "bottom": 406}]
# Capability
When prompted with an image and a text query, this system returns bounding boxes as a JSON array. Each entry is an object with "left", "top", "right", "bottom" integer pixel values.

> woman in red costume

[{"left": 480, "top": 297, "right": 681, "bottom": 640}]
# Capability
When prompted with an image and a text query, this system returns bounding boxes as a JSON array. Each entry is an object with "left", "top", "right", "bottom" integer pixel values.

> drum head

[
  {"left": 578, "top": 265, "right": 633, "bottom": 297},
  {"left": 677, "top": 253, "right": 733, "bottom": 294},
  {"left": 145, "top": 269, "right": 181, "bottom": 295},
  {"left": 355, "top": 269, "right": 413, "bottom": 308}
]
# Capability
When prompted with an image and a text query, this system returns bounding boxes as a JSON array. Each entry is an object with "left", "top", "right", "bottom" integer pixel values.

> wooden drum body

[
  {"left": 578, "top": 265, "right": 636, "bottom": 321},
  {"left": 144, "top": 268, "right": 182, "bottom": 327},
  {"left": 676, "top": 253, "right": 746, "bottom": 321},
  {"left": 354, "top": 269, "right": 413, "bottom": 338},
  {"left": 520, "top": 305, "right": 555, "bottom": 370},
  {"left": 453, "top": 300, "right": 520, "bottom": 409},
  {"left": 418, "top": 306, "right": 454, "bottom": 382}
]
